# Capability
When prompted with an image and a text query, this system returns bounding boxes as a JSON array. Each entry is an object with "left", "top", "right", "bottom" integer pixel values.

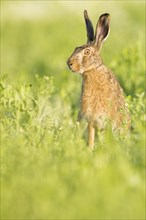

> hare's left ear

[
  {"left": 94, "top": 13, "right": 110, "bottom": 50},
  {"left": 84, "top": 10, "right": 94, "bottom": 43}
]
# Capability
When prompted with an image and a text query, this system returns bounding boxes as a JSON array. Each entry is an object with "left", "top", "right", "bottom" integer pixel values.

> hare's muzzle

[{"left": 67, "top": 58, "right": 73, "bottom": 69}]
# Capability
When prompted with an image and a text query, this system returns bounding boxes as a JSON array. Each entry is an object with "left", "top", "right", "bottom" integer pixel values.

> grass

[{"left": 1, "top": 1, "right": 145, "bottom": 219}]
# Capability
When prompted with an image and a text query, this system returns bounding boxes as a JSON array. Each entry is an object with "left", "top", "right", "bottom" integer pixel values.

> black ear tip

[
  {"left": 100, "top": 13, "right": 111, "bottom": 20},
  {"left": 104, "top": 13, "right": 110, "bottom": 16},
  {"left": 84, "top": 10, "right": 88, "bottom": 17},
  {"left": 105, "top": 13, "right": 111, "bottom": 20}
]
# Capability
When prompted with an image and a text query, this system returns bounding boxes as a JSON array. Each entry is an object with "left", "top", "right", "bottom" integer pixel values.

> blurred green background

[{"left": 1, "top": 1, "right": 145, "bottom": 219}]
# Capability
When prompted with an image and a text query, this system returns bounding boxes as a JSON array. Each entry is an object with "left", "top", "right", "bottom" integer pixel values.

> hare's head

[{"left": 67, "top": 10, "right": 110, "bottom": 74}]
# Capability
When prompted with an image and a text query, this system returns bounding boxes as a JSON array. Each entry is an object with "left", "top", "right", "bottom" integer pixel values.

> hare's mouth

[
  {"left": 67, "top": 58, "right": 83, "bottom": 74},
  {"left": 68, "top": 63, "right": 73, "bottom": 70},
  {"left": 68, "top": 64, "right": 82, "bottom": 74},
  {"left": 67, "top": 59, "right": 73, "bottom": 69},
  {"left": 67, "top": 61, "right": 76, "bottom": 72}
]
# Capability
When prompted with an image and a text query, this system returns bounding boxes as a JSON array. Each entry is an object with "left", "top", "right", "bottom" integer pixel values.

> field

[{"left": 1, "top": 1, "right": 145, "bottom": 219}]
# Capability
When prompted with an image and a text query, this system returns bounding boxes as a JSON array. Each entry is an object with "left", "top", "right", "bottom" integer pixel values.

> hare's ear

[
  {"left": 84, "top": 10, "right": 94, "bottom": 43},
  {"left": 94, "top": 13, "right": 110, "bottom": 50}
]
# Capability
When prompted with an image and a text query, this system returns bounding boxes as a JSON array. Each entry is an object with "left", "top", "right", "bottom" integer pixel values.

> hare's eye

[{"left": 84, "top": 48, "right": 91, "bottom": 56}]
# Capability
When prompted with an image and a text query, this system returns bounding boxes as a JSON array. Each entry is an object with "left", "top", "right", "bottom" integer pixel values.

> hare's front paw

[{"left": 75, "top": 121, "right": 80, "bottom": 129}]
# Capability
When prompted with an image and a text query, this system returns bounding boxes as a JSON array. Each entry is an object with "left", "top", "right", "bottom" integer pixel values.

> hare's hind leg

[{"left": 88, "top": 122, "right": 95, "bottom": 149}]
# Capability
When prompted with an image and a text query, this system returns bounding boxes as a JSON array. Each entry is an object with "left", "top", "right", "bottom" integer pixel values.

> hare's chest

[{"left": 80, "top": 80, "right": 108, "bottom": 127}]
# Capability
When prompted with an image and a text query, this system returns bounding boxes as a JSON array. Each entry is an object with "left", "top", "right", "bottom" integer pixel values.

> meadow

[{"left": 1, "top": 1, "right": 145, "bottom": 219}]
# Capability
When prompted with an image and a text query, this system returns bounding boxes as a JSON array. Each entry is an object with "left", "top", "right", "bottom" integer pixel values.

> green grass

[{"left": 1, "top": 1, "right": 145, "bottom": 219}]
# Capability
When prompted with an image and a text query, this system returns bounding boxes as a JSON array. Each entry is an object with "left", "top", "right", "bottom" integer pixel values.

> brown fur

[{"left": 67, "top": 11, "right": 130, "bottom": 149}]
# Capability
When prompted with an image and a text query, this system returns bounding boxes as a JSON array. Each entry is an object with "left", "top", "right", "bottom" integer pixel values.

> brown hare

[{"left": 67, "top": 10, "right": 130, "bottom": 149}]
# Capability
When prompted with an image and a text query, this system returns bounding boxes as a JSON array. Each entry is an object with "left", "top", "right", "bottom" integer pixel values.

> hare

[{"left": 67, "top": 10, "right": 130, "bottom": 149}]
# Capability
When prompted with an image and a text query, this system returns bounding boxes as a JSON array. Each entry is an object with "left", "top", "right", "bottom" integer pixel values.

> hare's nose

[{"left": 67, "top": 59, "right": 73, "bottom": 68}]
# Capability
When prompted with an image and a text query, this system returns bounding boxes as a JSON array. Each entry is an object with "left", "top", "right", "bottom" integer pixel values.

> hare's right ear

[
  {"left": 94, "top": 13, "right": 110, "bottom": 50},
  {"left": 84, "top": 10, "right": 94, "bottom": 43}
]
